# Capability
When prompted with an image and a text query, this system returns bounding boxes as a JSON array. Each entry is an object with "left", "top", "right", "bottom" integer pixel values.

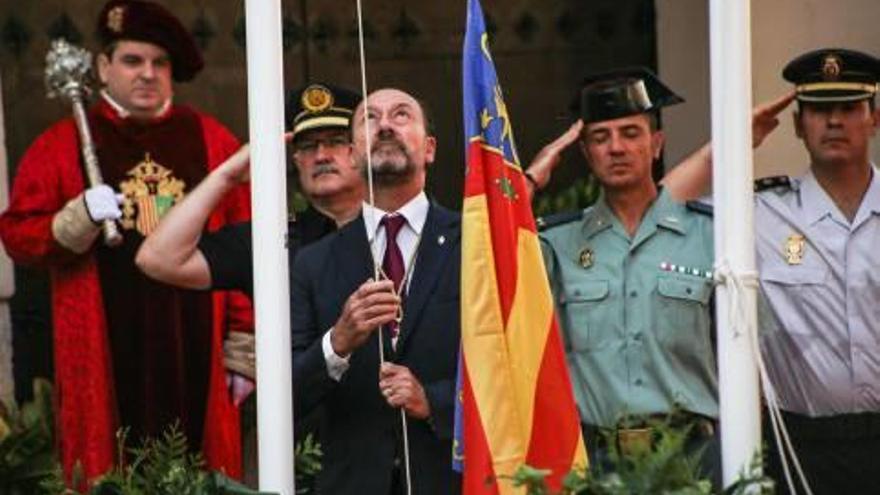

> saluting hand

[
  {"left": 524, "top": 119, "right": 584, "bottom": 192},
  {"left": 753, "top": 91, "right": 796, "bottom": 148},
  {"left": 217, "top": 133, "right": 294, "bottom": 185},
  {"left": 379, "top": 362, "right": 430, "bottom": 420},
  {"left": 330, "top": 279, "right": 400, "bottom": 357}
]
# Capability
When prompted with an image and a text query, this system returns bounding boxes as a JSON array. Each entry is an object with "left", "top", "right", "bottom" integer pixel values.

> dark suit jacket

[{"left": 291, "top": 202, "right": 462, "bottom": 495}]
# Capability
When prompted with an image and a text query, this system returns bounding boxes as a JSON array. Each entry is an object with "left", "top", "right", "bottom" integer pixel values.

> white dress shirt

[{"left": 322, "top": 192, "right": 430, "bottom": 380}]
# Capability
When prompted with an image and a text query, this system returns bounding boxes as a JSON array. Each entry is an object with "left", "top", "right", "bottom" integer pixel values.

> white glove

[{"left": 83, "top": 185, "right": 124, "bottom": 223}]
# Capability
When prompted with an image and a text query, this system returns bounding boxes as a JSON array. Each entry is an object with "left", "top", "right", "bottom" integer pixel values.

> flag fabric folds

[{"left": 453, "top": 0, "right": 588, "bottom": 492}]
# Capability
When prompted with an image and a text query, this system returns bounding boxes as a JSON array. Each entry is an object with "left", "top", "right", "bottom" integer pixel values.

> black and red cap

[{"left": 97, "top": 0, "right": 203, "bottom": 82}]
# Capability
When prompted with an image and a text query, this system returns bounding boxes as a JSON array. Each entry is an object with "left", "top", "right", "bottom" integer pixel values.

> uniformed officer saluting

[
  {"left": 750, "top": 49, "right": 880, "bottom": 494},
  {"left": 538, "top": 68, "right": 719, "bottom": 482},
  {"left": 663, "top": 47, "right": 880, "bottom": 494}
]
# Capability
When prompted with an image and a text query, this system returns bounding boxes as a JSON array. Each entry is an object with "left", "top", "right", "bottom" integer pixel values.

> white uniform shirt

[{"left": 756, "top": 167, "right": 880, "bottom": 416}]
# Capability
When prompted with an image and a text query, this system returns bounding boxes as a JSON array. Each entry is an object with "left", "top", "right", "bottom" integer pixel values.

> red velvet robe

[{"left": 0, "top": 99, "right": 251, "bottom": 482}]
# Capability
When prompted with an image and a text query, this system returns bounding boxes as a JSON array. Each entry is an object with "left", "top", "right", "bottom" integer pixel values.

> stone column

[{"left": 0, "top": 70, "right": 16, "bottom": 406}]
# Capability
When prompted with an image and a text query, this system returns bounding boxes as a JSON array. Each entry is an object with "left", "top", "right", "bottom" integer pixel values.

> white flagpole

[
  {"left": 709, "top": 0, "right": 762, "bottom": 487},
  {"left": 243, "top": 1, "right": 295, "bottom": 493},
  {"left": 0, "top": 69, "right": 15, "bottom": 405}
]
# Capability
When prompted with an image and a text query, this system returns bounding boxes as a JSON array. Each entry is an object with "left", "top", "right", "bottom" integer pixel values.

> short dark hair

[
  {"left": 579, "top": 111, "right": 660, "bottom": 141},
  {"left": 102, "top": 40, "right": 120, "bottom": 59}
]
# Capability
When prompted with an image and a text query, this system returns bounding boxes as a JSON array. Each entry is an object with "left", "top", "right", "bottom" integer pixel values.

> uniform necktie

[{"left": 381, "top": 214, "right": 407, "bottom": 338}]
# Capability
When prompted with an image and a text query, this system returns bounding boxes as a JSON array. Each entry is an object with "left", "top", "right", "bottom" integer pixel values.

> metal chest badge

[
  {"left": 784, "top": 233, "right": 805, "bottom": 265},
  {"left": 578, "top": 247, "right": 594, "bottom": 269},
  {"left": 119, "top": 154, "right": 185, "bottom": 236}
]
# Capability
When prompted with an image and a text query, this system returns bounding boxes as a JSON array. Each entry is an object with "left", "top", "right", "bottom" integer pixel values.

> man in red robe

[{"left": 0, "top": 0, "right": 251, "bottom": 483}]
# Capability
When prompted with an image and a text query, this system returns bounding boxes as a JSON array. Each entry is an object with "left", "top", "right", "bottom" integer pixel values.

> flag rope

[
  {"left": 714, "top": 260, "right": 812, "bottom": 494},
  {"left": 354, "top": 0, "right": 413, "bottom": 492}
]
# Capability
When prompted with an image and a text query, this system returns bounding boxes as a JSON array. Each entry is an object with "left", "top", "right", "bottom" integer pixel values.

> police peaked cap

[
  {"left": 783, "top": 48, "right": 880, "bottom": 103},
  {"left": 286, "top": 83, "right": 362, "bottom": 139}
]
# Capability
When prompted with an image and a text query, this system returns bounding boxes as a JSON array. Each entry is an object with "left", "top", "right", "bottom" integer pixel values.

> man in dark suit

[{"left": 291, "top": 88, "right": 461, "bottom": 494}]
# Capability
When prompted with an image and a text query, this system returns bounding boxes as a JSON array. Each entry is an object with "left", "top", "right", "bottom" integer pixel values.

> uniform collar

[
  {"left": 582, "top": 187, "right": 686, "bottom": 240},
  {"left": 652, "top": 188, "right": 687, "bottom": 235},
  {"left": 799, "top": 167, "right": 880, "bottom": 226},
  {"left": 860, "top": 164, "right": 880, "bottom": 216}
]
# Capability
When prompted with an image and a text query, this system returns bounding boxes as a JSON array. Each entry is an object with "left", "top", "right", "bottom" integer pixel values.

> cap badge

[
  {"left": 107, "top": 6, "right": 126, "bottom": 33},
  {"left": 578, "top": 247, "right": 594, "bottom": 269},
  {"left": 302, "top": 85, "right": 334, "bottom": 113},
  {"left": 784, "top": 233, "right": 805, "bottom": 265},
  {"left": 822, "top": 54, "right": 842, "bottom": 81}
]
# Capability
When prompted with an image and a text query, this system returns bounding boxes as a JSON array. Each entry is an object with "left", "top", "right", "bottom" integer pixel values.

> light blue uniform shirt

[
  {"left": 756, "top": 168, "right": 880, "bottom": 417},
  {"left": 540, "top": 189, "right": 718, "bottom": 428}
]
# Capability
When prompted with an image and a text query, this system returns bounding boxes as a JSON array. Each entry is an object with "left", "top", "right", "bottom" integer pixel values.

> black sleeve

[
  {"left": 290, "top": 243, "right": 339, "bottom": 418},
  {"left": 197, "top": 221, "right": 254, "bottom": 296}
]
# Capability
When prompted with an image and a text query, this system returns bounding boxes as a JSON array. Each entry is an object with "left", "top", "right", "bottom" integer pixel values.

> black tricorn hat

[
  {"left": 783, "top": 48, "right": 880, "bottom": 103},
  {"left": 285, "top": 83, "right": 362, "bottom": 139},
  {"left": 97, "top": 0, "right": 203, "bottom": 82},
  {"left": 572, "top": 67, "right": 684, "bottom": 124}
]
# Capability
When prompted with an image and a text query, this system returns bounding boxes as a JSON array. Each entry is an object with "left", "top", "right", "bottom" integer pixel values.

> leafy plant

[
  {"left": 533, "top": 176, "right": 601, "bottom": 218},
  {"left": 4, "top": 378, "right": 320, "bottom": 495},
  {"left": 293, "top": 433, "right": 322, "bottom": 494},
  {"left": 0, "top": 378, "right": 57, "bottom": 495},
  {"left": 509, "top": 420, "right": 773, "bottom": 495}
]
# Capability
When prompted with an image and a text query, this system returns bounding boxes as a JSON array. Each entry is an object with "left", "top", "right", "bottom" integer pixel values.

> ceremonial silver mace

[{"left": 45, "top": 38, "right": 123, "bottom": 247}]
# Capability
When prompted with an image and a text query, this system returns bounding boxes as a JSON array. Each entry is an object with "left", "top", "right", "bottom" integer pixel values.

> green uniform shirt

[{"left": 540, "top": 188, "right": 718, "bottom": 428}]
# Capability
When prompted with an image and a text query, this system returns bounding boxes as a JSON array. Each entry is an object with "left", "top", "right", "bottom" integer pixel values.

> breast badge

[
  {"left": 578, "top": 247, "right": 594, "bottom": 269},
  {"left": 784, "top": 233, "right": 805, "bottom": 265},
  {"left": 119, "top": 154, "right": 185, "bottom": 236}
]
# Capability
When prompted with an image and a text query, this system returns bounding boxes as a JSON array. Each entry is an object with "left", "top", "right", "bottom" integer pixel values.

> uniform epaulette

[
  {"left": 536, "top": 209, "right": 582, "bottom": 231},
  {"left": 686, "top": 201, "right": 713, "bottom": 216},
  {"left": 754, "top": 175, "right": 791, "bottom": 192}
]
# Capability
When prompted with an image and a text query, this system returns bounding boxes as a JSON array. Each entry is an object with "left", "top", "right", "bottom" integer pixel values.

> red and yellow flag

[{"left": 453, "top": 0, "right": 587, "bottom": 492}]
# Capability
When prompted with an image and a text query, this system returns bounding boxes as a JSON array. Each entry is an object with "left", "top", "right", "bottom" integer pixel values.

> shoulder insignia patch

[
  {"left": 754, "top": 175, "right": 792, "bottom": 192},
  {"left": 536, "top": 209, "right": 582, "bottom": 231},
  {"left": 685, "top": 201, "right": 713, "bottom": 216}
]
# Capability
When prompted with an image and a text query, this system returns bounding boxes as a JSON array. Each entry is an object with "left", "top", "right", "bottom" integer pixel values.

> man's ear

[
  {"left": 424, "top": 136, "right": 437, "bottom": 166},
  {"left": 651, "top": 130, "right": 666, "bottom": 160},
  {"left": 870, "top": 106, "right": 879, "bottom": 135},
  {"left": 97, "top": 53, "right": 111, "bottom": 85}
]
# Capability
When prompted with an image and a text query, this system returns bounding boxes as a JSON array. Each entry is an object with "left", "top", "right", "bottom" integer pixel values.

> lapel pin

[{"left": 438, "top": 235, "right": 446, "bottom": 245}]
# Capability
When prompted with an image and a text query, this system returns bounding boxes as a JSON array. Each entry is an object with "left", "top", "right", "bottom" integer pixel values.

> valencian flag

[{"left": 453, "top": 0, "right": 588, "bottom": 492}]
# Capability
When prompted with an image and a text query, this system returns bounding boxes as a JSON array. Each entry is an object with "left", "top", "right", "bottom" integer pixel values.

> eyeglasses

[{"left": 293, "top": 135, "right": 351, "bottom": 156}]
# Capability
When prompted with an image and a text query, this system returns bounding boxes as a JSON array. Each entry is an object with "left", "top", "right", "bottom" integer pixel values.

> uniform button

[
  {"left": 634, "top": 378, "right": 643, "bottom": 386},
  {"left": 629, "top": 290, "right": 638, "bottom": 298},
  {"left": 393, "top": 457, "right": 401, "bottom": 467},
  {"left": 633, "top": 332, "right": 642, "bottom": 341},
  {"left": 685, "top": 287, "right": 693, "bottom": 295}
]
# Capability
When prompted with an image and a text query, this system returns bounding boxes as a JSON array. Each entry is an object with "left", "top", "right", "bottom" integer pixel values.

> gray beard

[{"left": 361, "top": 147, "right": 415, "bottom": 186}]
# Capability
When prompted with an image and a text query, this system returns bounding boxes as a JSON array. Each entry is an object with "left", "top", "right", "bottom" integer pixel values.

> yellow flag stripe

[
  {"left": 463, "top": 195, "right": 583, "bottom": 492},
  {"left": 462, "top": 196, "right": 528, "bottom": 493},
  {"left": 503, "top": 229, "right": 555, "bottom": 446}
]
